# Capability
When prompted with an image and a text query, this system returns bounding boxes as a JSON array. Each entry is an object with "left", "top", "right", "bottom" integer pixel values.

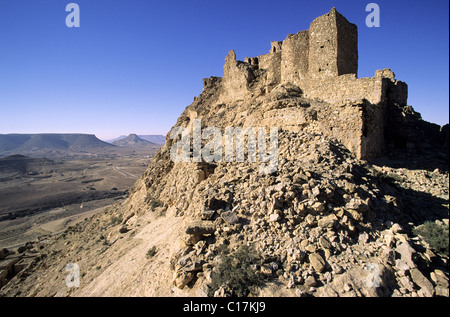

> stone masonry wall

[
  {"left": 281, "top": 30, "right": 310, "bottom": 84},
  {"left": 221, "top": 7, "right": 362, "bottom": 95},
  {"left": 315, "top": 102, "right": 367, "bottom": 158},
  {"left": 308, "top": 8, "right": 340, "bottom": 79},
  {"left": 307, "top": 8, "right": 358, "bottom": 79},
  {"left": 312, "top": 100, "right": 385, "bottom": 160},
  {"left": 301, "top": 74, "right": 381, "bottom": 104},
  {"left": 299, "top": 69, "right": 407, "bottom": 106},
  {"left": 258, "top": 41, "right": 283, "bottom": 88},
  {"left": 222, "top": 50, "right": 255, "bottom": 101},
  {"left": 336, "top": 10, "right": 358, "bottom": 76}
]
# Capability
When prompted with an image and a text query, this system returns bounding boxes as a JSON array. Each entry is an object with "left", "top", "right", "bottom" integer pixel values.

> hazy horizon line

[{"left": 0, "top": 132, "right": 169, "bottom": 142}]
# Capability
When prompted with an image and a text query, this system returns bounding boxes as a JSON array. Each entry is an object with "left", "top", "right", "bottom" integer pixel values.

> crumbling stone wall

[
  {"left": 301, "top": 69, "right": 407, "bottom": 106},
  {"left": 307, "top": 100, "right": 385, "bottom": 160},
  {"left": 202, "top": 76, "right": 222, "bottom": 91},
  {"left": 222, "top": 50, "right": 255, "bottom": 100},
  {"left": 258, "top": 41, "right": 283, "bottom": 88},
  {"left": 255, "top": 8, "right": 358, "bottom": 85},
  {"left": 218, "top": 7, "right": 380, "bottom": 104}
]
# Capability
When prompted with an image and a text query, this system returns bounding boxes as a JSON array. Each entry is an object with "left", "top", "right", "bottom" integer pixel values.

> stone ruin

[{"left": 202, "top": 7, "right": 447, "bottom": 161}]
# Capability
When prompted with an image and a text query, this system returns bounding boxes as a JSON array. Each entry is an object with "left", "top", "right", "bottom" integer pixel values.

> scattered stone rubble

[{"left": 168, "top": 130, "right": 448, "bottom": 297}]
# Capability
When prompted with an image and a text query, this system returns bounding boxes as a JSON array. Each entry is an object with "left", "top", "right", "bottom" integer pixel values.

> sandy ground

[{"left": 75, "top": 212, "right": 187, "bottom": 297}]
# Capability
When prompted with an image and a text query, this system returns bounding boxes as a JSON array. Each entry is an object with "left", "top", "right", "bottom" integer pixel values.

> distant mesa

[
  {"left": 138, "top": 135, "right": 166, "bottom": 145},
  {"left": 112, "top": 134, "right": 158, "bottom": 148},
  {"left": 0, "top": 133, "right": 165, "bottom": 159},
  {"left": 0, "top": 133, "right": 115, "bottom": 157}
]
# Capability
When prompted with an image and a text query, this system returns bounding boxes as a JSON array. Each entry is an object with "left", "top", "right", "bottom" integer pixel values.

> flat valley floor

[{"left": 0, "top": 150, "right": 158, "bottom": 249}]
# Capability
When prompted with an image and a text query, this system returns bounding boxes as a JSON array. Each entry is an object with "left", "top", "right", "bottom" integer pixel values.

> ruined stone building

[{"left": 201, "top": 8, "right": 446, "bottom": 160}]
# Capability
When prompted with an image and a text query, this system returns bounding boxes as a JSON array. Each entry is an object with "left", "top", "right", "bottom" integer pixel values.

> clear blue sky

[{"left": 0, "top": 0, "right": 448, "bottom": 140}]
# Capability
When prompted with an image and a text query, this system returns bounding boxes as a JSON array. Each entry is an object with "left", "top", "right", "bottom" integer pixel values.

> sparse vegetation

[
  {"left": 110, "top": 215, "right": 123, "bottom": 226},
  {"left": 149, "top": 199, "right": 164, "bottom": 210},
  {"left": 413, "top": 221, "right": 449, "bottom": 256},
  {"left": 208, "top": 245, "right": 264, "bottom": 297},
  {"left": 148, "top": 199, "right": 166, "bottom": 217},
  {"left": 372, "top": 169, "right": 404, "bottom": 183},
  {"left": 146, "top": 246, "right": 158, "bottom": 258}
]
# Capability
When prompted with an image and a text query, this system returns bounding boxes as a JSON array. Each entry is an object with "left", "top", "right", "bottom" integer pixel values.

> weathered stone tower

[{"left": 308, "top": 7, "right": 358, "bottom": 79}]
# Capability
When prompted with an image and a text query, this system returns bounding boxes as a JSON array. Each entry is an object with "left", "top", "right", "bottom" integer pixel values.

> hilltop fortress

[{"left": 200, "top": 8, "right": 445, "bottom": 160}]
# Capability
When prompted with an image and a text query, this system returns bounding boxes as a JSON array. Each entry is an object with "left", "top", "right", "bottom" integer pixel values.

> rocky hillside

[
  {"left": 0, "top": 8, "right": 448, "bottom": 297},
  {"left": 1, "top": 83, "right": 448, "bottom": 297}
]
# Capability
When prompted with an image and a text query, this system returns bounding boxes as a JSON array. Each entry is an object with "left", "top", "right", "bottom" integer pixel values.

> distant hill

[
  {"left": 0, "top": 134, "right": 115, "bottom": 157},
  {"left": 107, "top": 134, "right": 165, "bottom": 145},
  {"left": 107, "top": 135, "right": 128, "bottom": 143},
  {"left": 112, "top": 134, "right": 158, "bottom": 148},
  {"left": 138, "top": 135, "right": 165, "bottom": 145}
]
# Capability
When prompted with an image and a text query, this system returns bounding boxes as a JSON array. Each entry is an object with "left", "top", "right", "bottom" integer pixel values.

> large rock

[
  {"left": 430, "top": 269, "right": 449, "bottom": 289},
  {"left": 318, "top": 236, "right": 332, "bottom": 250},
  {"left": 311, "top": 202, "right": 326, "bottom": 213},
  {"left": 346, "top": 209, "right": 363, "bottom": 222},
  {"left": 318, "top": 214, "right": 337, "bottom": 229},
  {"left": 0, "top": 249, "right": 9, "bottom": 261},
  {"left": 315, "top": 263, "right": 397, "bottom": 297},
  {"left": 173, "top": 269, "right": 195, "bottom": 289},
  {"left": 269, "top": 213, "right": 280, "bottom": 222},
  {"left": 308, "top": 253, "right": 326, "bottom": 273},
  {"left": 185, "top": 221, "right": 216, "bottom": 235},
  {"left": 201, "top": 209, "right": 216, "bottom": 220},
  {"left": 345, "top": 198, "right": 369, "bottom": 213},
  {"left": 178, "top": 254, "right": 203, "bottom": 272},
  {"left": 221, "top": 211, "right": 239, "bottom": 225},
  {"left": 396, "top": 241, "right": 416, "bottom": 269},
  {"left": 410, "top": 268, "right": 435, "bottom": 297}
]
